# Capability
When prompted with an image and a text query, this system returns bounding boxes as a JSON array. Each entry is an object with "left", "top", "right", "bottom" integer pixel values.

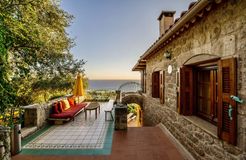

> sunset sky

[{"left": 61, "top": 0, "right": 194, "bottom": 80}]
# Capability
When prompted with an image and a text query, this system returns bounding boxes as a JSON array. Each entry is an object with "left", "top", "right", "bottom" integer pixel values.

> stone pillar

[
  {"left": 22, "top": 104, "right": 39, "bottom": 127},
  {"left": 0, "top": 126, "right": 11, "bottom": 160},
  {"left": 115, "top": 90, "right": 121, "bottom": 104},
  {"left": 115, "top": 104, "right": 127, "bottom": 130}
]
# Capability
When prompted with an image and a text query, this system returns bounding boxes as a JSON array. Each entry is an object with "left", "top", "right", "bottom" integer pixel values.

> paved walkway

[{"left": 13, "top": 126, "right": 184, "bottom": 160}]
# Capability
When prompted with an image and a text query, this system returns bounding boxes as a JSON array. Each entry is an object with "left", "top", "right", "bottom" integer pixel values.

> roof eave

[{"left": 140, "top": 0, "right": 211, "bottom": 60}]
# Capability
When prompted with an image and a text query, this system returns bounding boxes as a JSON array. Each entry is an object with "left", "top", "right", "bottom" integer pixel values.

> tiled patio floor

[
  {"left": 20, "top": 101, "right": 114, "bottom": 155},
  {"left": 12, "top": 100, "right": 185, "bottom": 160},
  {"left": 13, "top": 127, "right": 185, "bottom": 160}
]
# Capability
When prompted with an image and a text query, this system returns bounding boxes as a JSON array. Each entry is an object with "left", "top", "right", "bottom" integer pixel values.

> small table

[{"left": 85, "top": 102, "right": 100, "bottom": 120}]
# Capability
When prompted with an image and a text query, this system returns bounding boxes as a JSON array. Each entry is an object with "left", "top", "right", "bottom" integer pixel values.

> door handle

[
  {"left": 228, "top": 104, "right": 233, "bottom": 121},
  {"left": 230, "top": 95, "right": 243, "bottom": 104}
]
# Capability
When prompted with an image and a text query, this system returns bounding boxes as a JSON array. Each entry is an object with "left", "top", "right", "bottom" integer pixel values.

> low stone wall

[
  {"left": 22, "top": 97, "right": 67, "bottom": 129},
  {"left": 0, "top": 126, "right": 11, "bottom": 160},
  {"left": 143, "top": 95, "right": 246, "bottom": 160},
  {"left": 22, "top": 102, "right": 53, "bottom": 129}
]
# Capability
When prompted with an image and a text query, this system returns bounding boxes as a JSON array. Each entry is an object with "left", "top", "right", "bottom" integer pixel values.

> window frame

[
  {"left": 179, "top": 58, "right": 237, "bottom": 145},
  {"left": 152, "top": 71, "right": 160, "bottom": 98}
]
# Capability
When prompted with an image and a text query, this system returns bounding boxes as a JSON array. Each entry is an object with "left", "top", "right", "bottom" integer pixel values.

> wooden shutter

[
  {"left": 180, "top": 66, "right": 194, "bottom": 115},
  {"left": 218, "top": 58, "right": 237, "bottom": 145},
  {"left": 152, "top": 72, "right": 160, "bottom": 98},
  {"left": 160, "top": 71, "right": 165, "bottom": 104}
]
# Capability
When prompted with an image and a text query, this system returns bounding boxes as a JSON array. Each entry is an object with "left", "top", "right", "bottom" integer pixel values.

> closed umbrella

[{"left": 73, "top": 72, "right": 84, "bottom": 103}]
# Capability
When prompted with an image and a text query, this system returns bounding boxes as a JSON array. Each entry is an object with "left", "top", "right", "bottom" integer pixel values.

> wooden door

[{"left": 180, "top": 66, "right": 194, "bottom": 115}]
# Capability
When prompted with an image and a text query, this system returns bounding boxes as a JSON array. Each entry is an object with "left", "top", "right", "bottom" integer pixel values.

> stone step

[{"left": 21, "top": 126, "right": 38, "bottom": 139}]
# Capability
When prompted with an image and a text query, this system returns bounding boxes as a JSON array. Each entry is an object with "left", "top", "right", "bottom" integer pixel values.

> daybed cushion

[{"left": 50, "top": 102, "right": 87, "bottom": 119}]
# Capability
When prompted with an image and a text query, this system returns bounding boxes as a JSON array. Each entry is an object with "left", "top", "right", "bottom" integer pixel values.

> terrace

[
  {"left": 11, "top": 101, "right": 187, "bottom": 160},
  {"left": 0, "top": 87, "right": 192, "bottom": 160}
]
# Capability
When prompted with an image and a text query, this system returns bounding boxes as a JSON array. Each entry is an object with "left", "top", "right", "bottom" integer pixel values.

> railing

[{"left": 118, "top": 82, "right": 142, "bottom": 93}]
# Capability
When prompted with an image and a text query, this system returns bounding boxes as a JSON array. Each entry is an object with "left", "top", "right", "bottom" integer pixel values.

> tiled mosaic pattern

[{"left": 23, "top": 102, "right": 113, "bottom": 150}]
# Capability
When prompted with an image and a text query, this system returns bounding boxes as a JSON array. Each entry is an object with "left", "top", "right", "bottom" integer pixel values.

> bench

[
  {"left": 105, "top": 100, "right": 114, "bottom": 121},
  {"left": 48, "top": 100, "right": 88, "bottom": 124}
]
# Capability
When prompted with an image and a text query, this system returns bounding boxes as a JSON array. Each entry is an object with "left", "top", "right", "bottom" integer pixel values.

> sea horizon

[{"left": 87, "top": 79, "right": 141, "bottom": 91}]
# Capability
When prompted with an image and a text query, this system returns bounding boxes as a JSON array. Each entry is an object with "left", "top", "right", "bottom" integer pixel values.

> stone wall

[
  {"left": 143, "top": 95, "right": 245, "bottom": 160},
  {"left": 0, "top": 126, "right": 11, "bottom": 160},
  {"left": 22, "top": 102, "right": 53, "bottom": 129},
  {"left": 143, "top": 1, "right": 246, "bottom": 160},
  {"left": 22, "top": 97, "right": 71, "bottom": 129},
  {"left": 121, "top": 94, "right": 143, "bottom": 108}
]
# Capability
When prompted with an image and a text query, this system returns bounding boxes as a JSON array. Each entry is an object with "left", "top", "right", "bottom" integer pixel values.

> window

[
  {"left": 152, "top": 71, "right": 165, "bottom": 104},
  {"left": 179, "top": 58, "right": 237, "bottom": 145},
  {"left": 197, "top": 67, "right": 218, "bottom": 124},
  {"left": 152, "top": 71, "right": 160, "bottom": 98}
]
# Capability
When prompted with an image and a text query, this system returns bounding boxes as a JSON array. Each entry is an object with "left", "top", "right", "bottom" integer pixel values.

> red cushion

[
  {"left": 49, "top": 102, "right": 88, "bottom": 119},
  {"left": 53, "top": 103, "right": 60, "bottom": 114},
  {"left": 76, "top": 102, "right": 87, "bottom": 109},
  {"left": 50, "top": 112, "right": 74, "bottom": 119}
]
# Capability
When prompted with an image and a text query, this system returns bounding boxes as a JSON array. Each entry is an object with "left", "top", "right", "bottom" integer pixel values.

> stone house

[{"left": 132, "top": 0, "right": 246, "bottom": 159}]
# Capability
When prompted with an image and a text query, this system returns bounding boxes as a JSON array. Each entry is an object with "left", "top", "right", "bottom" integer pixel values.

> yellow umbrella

[{"left": 73, "top": 72, "right": 84, "bottom": 103}]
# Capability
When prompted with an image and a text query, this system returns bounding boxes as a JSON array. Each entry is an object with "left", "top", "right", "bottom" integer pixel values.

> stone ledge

[
  {"left": 21, "top": 104, "right": 40, "bottom": 109},
  {"left": 21, "top": 126, "right": 38, "bottom": 139},
  {"left": 183, "top": 116, "right": 217, "bottom": 138}
]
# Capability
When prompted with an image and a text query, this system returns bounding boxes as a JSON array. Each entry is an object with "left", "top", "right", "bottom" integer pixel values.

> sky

[{"left": 60, "top": 0, "right": 195, "bottom": 80}]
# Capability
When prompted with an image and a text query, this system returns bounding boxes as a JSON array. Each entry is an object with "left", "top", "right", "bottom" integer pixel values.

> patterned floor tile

[{"left": 22, "top": 101, "right": 114, "bottom": 153}]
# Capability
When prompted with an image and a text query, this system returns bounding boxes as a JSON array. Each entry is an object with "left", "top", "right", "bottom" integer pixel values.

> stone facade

[{"left": 140, "top": 1, "right": 246, "bottom": 160}]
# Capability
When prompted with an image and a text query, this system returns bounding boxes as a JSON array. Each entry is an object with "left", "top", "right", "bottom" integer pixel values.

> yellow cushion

[{"left": 62, "top": 99, "right": 71, "bottom": 110}]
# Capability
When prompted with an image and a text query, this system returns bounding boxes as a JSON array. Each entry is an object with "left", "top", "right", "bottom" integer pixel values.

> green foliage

[
  {"left": 48, "top": 93, "right": 67, "bottom": 101},
  {"left": 0, "top": 0, "right": 87, "bottom": 126},
  {"left": 0, "top": 18, "right": 16, "bottom": 113},
  {"left": 127, "top": 103, "right": 139, "bottom": 115},
  {"left": 85, "top": 90, "right": 116, "bottom": 102}
]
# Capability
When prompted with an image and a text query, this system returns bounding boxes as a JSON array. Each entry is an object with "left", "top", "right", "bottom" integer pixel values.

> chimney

[{"left": 158, "top": 11, "right": 176, "bottom": 36}]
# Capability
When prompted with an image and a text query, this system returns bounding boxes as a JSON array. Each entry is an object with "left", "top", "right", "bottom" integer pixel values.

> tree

[{"left": 0, "top": 0, "right": 86, "bottom": 125}]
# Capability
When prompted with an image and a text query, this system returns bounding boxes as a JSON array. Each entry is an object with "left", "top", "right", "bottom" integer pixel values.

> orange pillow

[
  {"left": 68, "top": 98, "right": 75, "bottom": 107},
  {"left": 61, "top": 99, "right": 71, "bottom": 110}
]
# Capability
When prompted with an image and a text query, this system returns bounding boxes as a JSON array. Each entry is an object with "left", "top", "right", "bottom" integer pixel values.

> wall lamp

[{"left": 164, "top": 51, "right": 172, "bottom": 60}]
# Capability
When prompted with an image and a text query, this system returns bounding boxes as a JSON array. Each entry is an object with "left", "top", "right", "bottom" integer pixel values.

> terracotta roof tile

[
  {"left": 180, "top": 11, "right": 187, "bottom": 17},
  {"left": 189, "top": 2, "right": 197, "bottom": 9}
]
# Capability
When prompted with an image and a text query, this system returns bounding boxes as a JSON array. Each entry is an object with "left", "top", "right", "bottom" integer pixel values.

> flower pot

[{"left": 10, "top": 124, "right": 21, "bottom": 155}]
